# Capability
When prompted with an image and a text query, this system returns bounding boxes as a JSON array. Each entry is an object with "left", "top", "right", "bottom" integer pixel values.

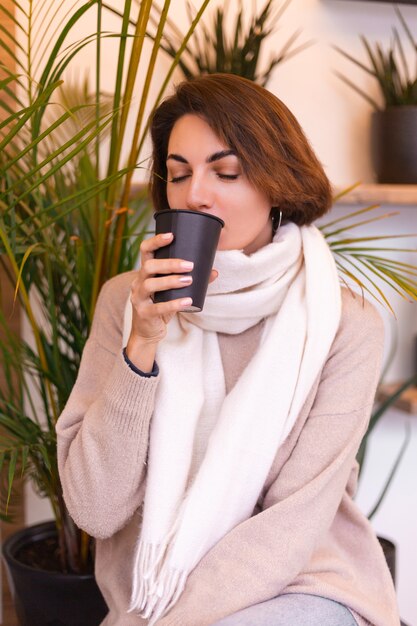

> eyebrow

[{"left": 166, "top": 149, "right": 237, "bottom": 164}]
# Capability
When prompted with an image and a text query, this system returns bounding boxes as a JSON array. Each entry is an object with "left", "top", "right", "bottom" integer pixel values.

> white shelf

[{"left": 333, "top": 184, "right": 417, "bottom": 206}]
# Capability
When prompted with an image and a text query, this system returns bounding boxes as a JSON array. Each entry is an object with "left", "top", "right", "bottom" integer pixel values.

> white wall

[{"left": 22, "top": 0, "right": 417, "bottom": 623}]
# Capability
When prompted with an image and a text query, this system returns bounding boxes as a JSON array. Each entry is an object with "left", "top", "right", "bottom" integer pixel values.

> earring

[{"left": 271, "top": 209, "right": 282, "bottom": 235}]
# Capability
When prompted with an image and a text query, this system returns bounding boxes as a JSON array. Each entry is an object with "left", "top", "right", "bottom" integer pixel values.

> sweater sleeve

[
  {"left": 56, "top": 273, "right": 159, "bottom": 539},
  {"left": 157, "top": 293, "right": 385, "bottom": 626}
]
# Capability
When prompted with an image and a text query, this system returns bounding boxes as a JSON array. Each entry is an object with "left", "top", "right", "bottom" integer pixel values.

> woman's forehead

[{"left": 167, "top": 114, "right": 233, "bottom": 157}]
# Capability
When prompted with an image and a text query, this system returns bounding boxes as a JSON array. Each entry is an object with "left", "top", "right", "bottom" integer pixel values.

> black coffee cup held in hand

[{"left": 153, "top": 209, "right": 224, "bottom": 312}]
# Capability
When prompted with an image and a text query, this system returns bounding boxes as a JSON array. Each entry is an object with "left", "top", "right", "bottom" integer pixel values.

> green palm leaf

[
  {"left": 321, "top": 200, "right": 417, "bottom": 310},
  {"left": 0, "top": 0, "right": 213, "bottom": 573}
]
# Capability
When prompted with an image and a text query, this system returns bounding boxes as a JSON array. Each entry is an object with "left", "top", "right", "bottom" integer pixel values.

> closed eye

[
  {"left": 169, "top": 175, "right": 190, "bottom": 183},
  {"left": 217, "top": 173, "right": 239, "bottom": 180},
  {"left": 169, "top": 173, "right": 239, "bottom": 183}
]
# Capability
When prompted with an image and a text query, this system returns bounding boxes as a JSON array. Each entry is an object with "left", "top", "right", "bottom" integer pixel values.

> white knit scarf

[{"left": 123, "top": 222, "right": 341, "bottom": 625}]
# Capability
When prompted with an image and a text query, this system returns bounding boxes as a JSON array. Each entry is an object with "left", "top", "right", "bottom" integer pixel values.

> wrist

[{"left": 126, "top": 336, "right": 157, "bottom": 374}]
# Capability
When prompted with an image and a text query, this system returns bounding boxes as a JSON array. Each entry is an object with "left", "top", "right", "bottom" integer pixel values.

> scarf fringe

[
  {"left": 128, "top": 539, "right": 187, "bottom": 624},
  {"left": 129, "top": 539, "right": 166, "bottom": 612}
]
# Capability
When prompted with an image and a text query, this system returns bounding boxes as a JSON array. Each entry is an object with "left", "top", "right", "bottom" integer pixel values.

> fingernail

[
  {"left": 179, "top": 275, "right": 192, "bottom": 283},
  {"left": 180, "top": 261, "right": 194, "bottom": 269},
  {"left": 161, "top": 232, "right": 173, "bottom": 239},
  {"left": 180, "top": 298, "right": 193, "bottom": 306}
]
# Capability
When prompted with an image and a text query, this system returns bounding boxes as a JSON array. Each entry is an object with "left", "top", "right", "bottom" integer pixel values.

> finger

[
  {"left": 139, "top": 296, "right": 193, "bottom": 318},
  {"left": 144, "top": 273, "right": 193, "bottom": 295},
  {"left": 140, "top": 232, "right": 174, "bottom": 264},
  {"left": 144, "top": 257, "right": 194, "bottom": 276},
  {"left": 208, "top": 269, "right": 218, "bottom": 284}
]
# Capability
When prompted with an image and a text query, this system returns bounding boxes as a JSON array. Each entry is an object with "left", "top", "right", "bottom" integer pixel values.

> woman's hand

[{"left": 126, "top": 232, "right": 217, "bottom": 372}]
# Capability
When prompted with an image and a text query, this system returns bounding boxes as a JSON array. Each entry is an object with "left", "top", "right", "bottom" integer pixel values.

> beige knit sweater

[{"left": 56, "top": 271, "right": 400, "bottom": 626}]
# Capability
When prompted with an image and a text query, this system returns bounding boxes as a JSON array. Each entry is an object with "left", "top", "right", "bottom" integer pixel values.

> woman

[{"left": 57, "top": 74, "right": 400, "bottom": 626}]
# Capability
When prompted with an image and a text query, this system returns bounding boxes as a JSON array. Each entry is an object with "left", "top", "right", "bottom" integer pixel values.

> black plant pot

[
  {"left": 378, "top": 536, "right": 396, "bottom": 586},
  {"left": 370, "top": 107, "right": 417, "bottom": 184},
  {"left": 377, "top": 536, "right": 410, "bottom": 626},
  {"left": 2, "top": 521, "right": 108, "bottom": 626}
]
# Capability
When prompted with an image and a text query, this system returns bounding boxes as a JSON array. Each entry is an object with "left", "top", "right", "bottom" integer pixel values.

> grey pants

[{"left": 211, "top": 593, "right": 359, "bottom": 626}]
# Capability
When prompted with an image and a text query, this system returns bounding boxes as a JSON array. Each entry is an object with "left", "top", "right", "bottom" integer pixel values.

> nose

[{"left": 185, "top": 174, "right": 213, "bottom": 211}]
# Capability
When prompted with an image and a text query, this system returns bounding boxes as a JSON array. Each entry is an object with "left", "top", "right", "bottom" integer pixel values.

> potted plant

[
  {"left": 334, "top": 8, "right": 417, "bottom": 183},
  {"left": 105, "top": 0, "right": 312, "bottom": 86},
  {"left": 0, "top": 0, "right": 211, "bottom": 623},
  {"left": 152, "top": 0, "right": 312, "bottom": 86}
]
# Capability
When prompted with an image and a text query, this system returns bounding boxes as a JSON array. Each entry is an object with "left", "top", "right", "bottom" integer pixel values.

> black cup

[{"left": 153, "top": 209, "right": 224, "bottom": 312}]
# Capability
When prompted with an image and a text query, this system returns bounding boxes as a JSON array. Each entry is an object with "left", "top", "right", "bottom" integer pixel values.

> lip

[
  {"left": 200, "top": 209, "right": 225, "bottom": 224},
  {"left": 159, "top": 208, "right": 225, "bottom": 227},
  {"left": 173, "top": 207, "right": 225, "bottom": 226}
]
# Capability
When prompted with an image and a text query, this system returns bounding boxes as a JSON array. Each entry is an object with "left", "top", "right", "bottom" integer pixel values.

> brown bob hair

[{"left": 149, "top": 74, "right": 332, "bottom": 226}]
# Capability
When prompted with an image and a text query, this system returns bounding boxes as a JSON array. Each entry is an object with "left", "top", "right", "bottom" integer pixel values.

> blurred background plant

[
  {"left": 0, "top": 0, "right": 211, "bottom": 574},
  {"left": 334, "top": 7, "right": 417, "bottom": 109},
  {"left": 359, "top": 374, "right": 415, "bottom": 520},
  {"left": 321, "top": 185, "right": 417, "bottom": 519},
  {"left": 105, "top": 0, "right": 312, "bottom": 86},
  {"left": 322, "top": 187, "right": 417, "bottom": 312}
]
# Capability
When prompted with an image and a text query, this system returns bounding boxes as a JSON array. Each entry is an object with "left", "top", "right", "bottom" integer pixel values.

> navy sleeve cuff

[{"left": 122, "top": 347, "right": 159, "bottom": 378}]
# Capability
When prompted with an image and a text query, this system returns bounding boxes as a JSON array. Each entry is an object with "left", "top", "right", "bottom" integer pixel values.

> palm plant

[
  {"left": 358, "top": 374, "right": 415, "bottom": 520},
  {"left": 322, "top": 186, "right": 417, "bottom": 313},
  {"left": 105, "top": 0, "right": 311, "bottom": 86},
  {"left": 0, "top": 0, "right": 211, "bottom": 574},
  {"left": 334, "top": 7, "right": 417, "bottom": 109},
  {"left": 170, "top": 0, "right": 311, "bottom": 85},
  {"left": 321, "top": 185, "right": 417, "bottom": 518}
]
